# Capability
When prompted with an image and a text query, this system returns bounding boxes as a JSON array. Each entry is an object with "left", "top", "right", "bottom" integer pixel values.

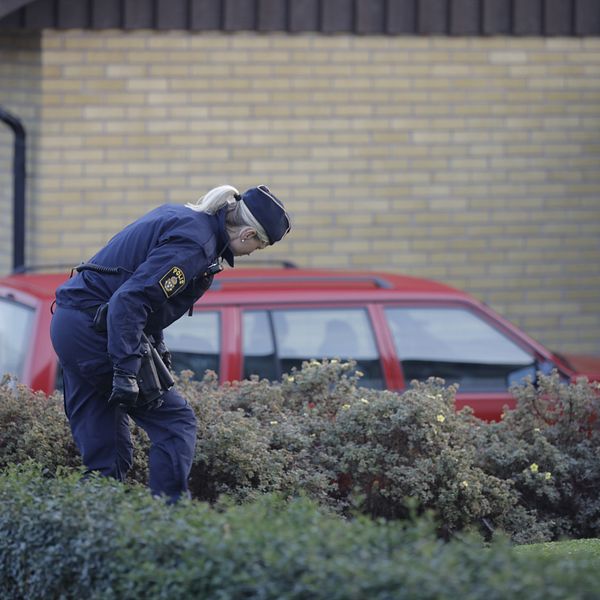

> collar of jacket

[{"left": 215, "top": 207, "right": 235, "bottom": 267}]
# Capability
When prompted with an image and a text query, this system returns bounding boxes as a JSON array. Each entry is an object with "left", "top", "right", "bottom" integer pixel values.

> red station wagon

[{"left": 1, "top": 267, "right": 599, "bottom": 421}]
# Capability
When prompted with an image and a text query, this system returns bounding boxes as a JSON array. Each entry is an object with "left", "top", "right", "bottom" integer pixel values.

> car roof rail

[
  {"left": 211, "top": 274, "right": 394, "bottom": 290},
  {"left": 10, "top": 260, "right": 299, "bottom": 274}
]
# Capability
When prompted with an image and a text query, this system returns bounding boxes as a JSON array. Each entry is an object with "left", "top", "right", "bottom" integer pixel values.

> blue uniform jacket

[{"left": 55, "top": 204, "right": 234, "bottom": 375}]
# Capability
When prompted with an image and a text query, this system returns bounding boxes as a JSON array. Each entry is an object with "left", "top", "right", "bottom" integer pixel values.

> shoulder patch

[{"left": 159, "top": 266, "right": 186, "bottom": 298}]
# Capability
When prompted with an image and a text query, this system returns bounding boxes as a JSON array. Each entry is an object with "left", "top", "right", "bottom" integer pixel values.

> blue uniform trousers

[{"left": 50, "top": 306, "right": 197, "bottom": 502}]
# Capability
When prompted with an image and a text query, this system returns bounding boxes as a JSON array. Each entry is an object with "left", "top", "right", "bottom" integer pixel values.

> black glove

[
  {"left": 108, "top": 368, "right": 139, "bottom": 409},
  {"left": 136, "top": 394, "right": 164, "bottom": 412},
  {"left": 155, "top": 340, "right": 172, "bottom": 371}
]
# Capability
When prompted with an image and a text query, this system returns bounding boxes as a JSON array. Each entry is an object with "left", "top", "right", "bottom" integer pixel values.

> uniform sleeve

[{"left": 106, "top": 240, "right": 210, "bottom": 374}]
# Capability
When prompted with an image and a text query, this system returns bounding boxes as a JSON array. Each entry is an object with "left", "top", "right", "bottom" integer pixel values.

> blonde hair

[{"left": 186, "top": 185, "right": 269, "bottom": 244}]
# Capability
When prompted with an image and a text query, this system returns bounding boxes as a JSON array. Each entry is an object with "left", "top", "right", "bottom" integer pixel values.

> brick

[
  {"left": 333, "top": 240, "right": 370, "bottom": 253},
  {"left": 291, "top": 241, "right": 331, "bottom": 253},
  {"left": 83, "top": 163, "right": 126, "bottom": 176},
  {"left": 41, "top": 191, "right": 83, "bottom": 204},
  {"left": 42, "top": 79, "right": 82, "bottom": 92},
  {"left": 39, "top": 135, "right": 83, "bottom": 149},
  {"left": 62, "top": 65, "right": 105, "bottom": 78},
  {"left": 86, "top": 51, "right": 128, "bottom": 64},
  {"left": 61, "top": 177, "right": 104, "bottom": 190},
  {"left": 186, "top": 147, "right": 229, "bottom": 161},
  {"left": 42, "top": 51, "right": 85, "bottom": 64},
  {"left": 350, "top": 254, "right": 389, "bottom": 265}
]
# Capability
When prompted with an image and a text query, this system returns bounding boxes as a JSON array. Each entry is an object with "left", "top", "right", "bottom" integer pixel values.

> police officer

[{"left": 50, "top": 185, "right": 291, "bottom": 502}]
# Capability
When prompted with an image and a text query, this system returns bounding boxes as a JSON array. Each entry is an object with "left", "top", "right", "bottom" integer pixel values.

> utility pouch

[{"left": 148, "top": 341, "right": 175, "bottom": 391}]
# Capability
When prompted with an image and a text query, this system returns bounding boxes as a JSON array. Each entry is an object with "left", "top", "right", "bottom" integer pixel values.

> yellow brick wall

[{"left": 2, "top": 30, "right": 600, "bottom": 355}]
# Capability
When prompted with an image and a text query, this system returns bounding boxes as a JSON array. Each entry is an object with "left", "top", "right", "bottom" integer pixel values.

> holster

[
  {"left": 139, "top": 334, "right": 175, "bottom": 402},
  {"left": 91, "top": 304, "right": 175, "bottom": 404},
  {"left": 137, "top": 338, "right": 164, "bottom": 405}
]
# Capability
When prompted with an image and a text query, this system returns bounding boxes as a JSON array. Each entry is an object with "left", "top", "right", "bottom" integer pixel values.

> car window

[
  {"left": 243, "top": 308, "right": 384, "bottom": 389},
  {"left": 163, "top": 311, "right": 220, "bottom": 378},
  {"left": 0, "top": 298, "right": 35, "bottom": 381},
  {"left": 384, "top": 306, "right": 536, "bottom": 392}
]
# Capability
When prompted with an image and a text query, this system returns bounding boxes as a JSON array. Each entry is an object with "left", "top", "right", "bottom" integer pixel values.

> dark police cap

[{"left": 241, "top": 185, "right": 291, "bottom": 245}]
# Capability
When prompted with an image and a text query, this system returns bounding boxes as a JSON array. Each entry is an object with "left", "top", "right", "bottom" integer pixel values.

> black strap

[{"left": 75, "top": 263, "right": 127, "bottom": 276}]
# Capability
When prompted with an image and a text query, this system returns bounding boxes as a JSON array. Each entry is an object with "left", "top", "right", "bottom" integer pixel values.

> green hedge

[
  {"left": 1, "top": 464, "right": 599, "bottom": 600},
  {"left": 1, "top": 364, "right": 599, "bottom": 544}
]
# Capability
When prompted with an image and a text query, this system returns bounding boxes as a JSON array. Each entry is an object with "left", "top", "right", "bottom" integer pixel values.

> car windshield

[{"left": 0, "top": 298, "right": 35, "bottom": 381}]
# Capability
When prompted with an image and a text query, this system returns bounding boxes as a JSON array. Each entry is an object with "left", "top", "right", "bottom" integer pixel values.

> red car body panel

[{"left": 1, "top": 268, "right": 598, "bottom": 421}]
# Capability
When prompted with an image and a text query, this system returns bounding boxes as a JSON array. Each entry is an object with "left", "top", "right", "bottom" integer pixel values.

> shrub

[
  {"left": 178, "top": 366, "right": 533, "bottom": 540},
  {"left": 180, "top": 365, "right": 347, "bottom": 505},
  {"left": 0, "top": 375, "right": 78, "bottom": 471},
  {"left": 180, "top": 371, "right": 292, "bottom": 502},
  {"left": 473, "top": 372, "right": 600, "bottom": 542},
  {"left": 1, "top": 464, "right": 600, "bottom": 600},
  {"left": 319, "top": 379, "right": 517, "bottom": 535},
  {"left": 0, "top": 375, "right": 150, "bottom": 484}
]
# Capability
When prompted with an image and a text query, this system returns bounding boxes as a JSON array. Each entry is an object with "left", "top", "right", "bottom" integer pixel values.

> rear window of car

[
  {"left": 384, "top": 306, "right": 536, "bottom": 392},
  {"left": 0, "top": 297, "right": 35, "bottom": 381},
  {"left": 242, "top": 308, "right": 385, "bottom": 389},
  {"left": 163, "top": 310, "right": 220, "bottom": 378}
]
